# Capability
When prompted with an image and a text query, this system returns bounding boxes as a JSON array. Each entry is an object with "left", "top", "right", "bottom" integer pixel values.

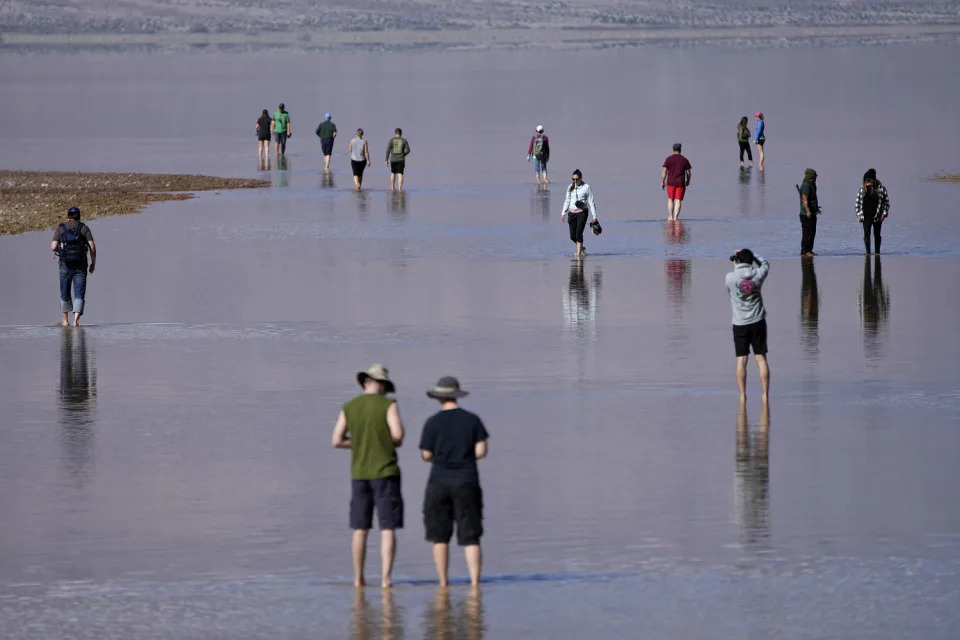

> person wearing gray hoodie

[{"left": 725, "top": 248, "right": 770, "bottom": 401}]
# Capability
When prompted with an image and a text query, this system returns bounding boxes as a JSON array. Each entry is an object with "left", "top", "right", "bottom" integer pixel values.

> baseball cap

[
  {"left": 67, "top": 206, "right": 81, "bottom": 219},
  {"left": 536, "top": 125, "right": 544, "bottom": 132},
  {"left": 754, "top": 111, "right": 763, "bottom": 118},
  {"left": 730, "top": 248, "right": 756, "bottom": 264},
  {"left": 325, "top": 112, "right": 332, "bottom": 119},
  {"left": 672, "top": 143, "right": 682, "bottom": 151},
  {"left": 279, "top": 103, "right": 285, "bottom": 109}
]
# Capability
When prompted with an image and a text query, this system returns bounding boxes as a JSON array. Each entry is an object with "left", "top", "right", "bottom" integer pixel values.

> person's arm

[
  {"left": 364, "top": 141, "right": 370, "bottom": 166},
  {"left": 403, "top": 140, "right": 410, "bottom": 156},
  {"left": 855, "top": 186, "right": 864, "bottom": 220},
  {"left": 421, "top": 449, "right": 433, "bottom": 462},
  {"left": 386, "top": 140, "right": 391, "bottom": 163},
  {"left": 586, "top": 185, "right": 598, "bottom": 221},
  {"left": 332, "top": 127, "right": 337, "bottom": 139},
  {"left": 50, "top": 239, "right": 59, "bottom": 253},
  {"left": 271, "top": 118, "right": 276, "bottom": 133},
  {"left": 685, "top": 167, "right": 692, "bottom": 187},
  {"left": 386, "top": 401, "right": 404, "bottom": 446},
  {"left": 753, "top": 256, "right": 770, "bottom": 285},
  {"left": 802, "top": 185, "right": 814, "bottom": 218},
  {"left": 527, "top": 136, "right": 535, "bottom": 158},
  {"left": 881, "top": 184, "right": 890, "bottom": 219},
  {"left": 316, "top": 123, "right": 323, "bottom": 137},
  {"left": 87, "top": 240, "right": 96, "bottom": 273},
  {"left": 474, "top": 440, "right": 487, "bottom": 460},
  {"left": 660, "top": 166, "right": 667, "bottom": 190},
  {"left": 561, "top": 188, "right": 572, "bottom": 220},
  {"left": 286, "top": 116, "right": 291, "bottom": 135},
  {"left": 331, "top": 411, "right": 350, "bottom": 449}
]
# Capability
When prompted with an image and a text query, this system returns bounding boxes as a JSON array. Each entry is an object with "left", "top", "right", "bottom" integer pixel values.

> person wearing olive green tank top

[{"left": 332, "top": 364, "right": 405, "bottom": 588}]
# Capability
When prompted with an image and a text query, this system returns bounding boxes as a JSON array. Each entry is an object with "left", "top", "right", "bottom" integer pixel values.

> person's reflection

[
  {"left": 800, "top": 258, "right": 820, "bottom": 360},
  {"left": 389, "top": 191, "right": 407, "bottom": 219},
  {"left": 738, "top": 167, "right": 752, "bottom": 217},
  {"left": 59, "top": 328, "right": 97, "bottom": 483},
  {"left": 355, "top": 189, "right": 370, "bottom": 219},
  {"left": 665, "top": 259, "right": 690, "bottom": 314},
  {"left": 735, "top": 400, "right": 770, "bottom": 547},
  {"left": 321, "top": 170, "right": 335, "bottom": 189},
  {"left": 422, "top": 586, "right": 484, "bottom": 640},
  {"left": 257, "top": 156, "right": 271, "bottom": 172},
  {"left": 664, "top": 219, "right": 689, "bottom": 245},
  {"left": 859, "top": 255, "right": 890, "bottom": 362},
  {"left": 351, "top": 588, "right": 403, "bottom": 640},
  {"left": 531, "top": 185, "right": 551, "bottom": 220},
  {"left": 272, "top": 156, "right": 290, "bottom": 188},
  {"left": 563, "top": 260, "right": 602, "bottom": 337}
]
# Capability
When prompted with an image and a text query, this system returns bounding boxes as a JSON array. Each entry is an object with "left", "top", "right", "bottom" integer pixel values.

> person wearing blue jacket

[
  {"left": 753, "top": 112, "right": 766, "bottom": 171},
  {"left": 725, "top": 249, "right": 770, "bottom": 401}
]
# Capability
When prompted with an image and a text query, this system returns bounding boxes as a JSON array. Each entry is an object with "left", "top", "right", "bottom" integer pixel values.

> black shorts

[
  {"left": 351, "top": 160, "right": 366, "bottom": 177},
  {"left": 350, "top": 475, "right": 404, "bottom": 530},
  {"left": 423, "top": 476, "right": 483, "bottom": 546},
  {"left": 390, "top": 160, "right": 405, "bottom": 175},
  {"left": 733, "top": 319, "right": 768, "bottom": 357},
  {"left": 756, "top": 139, "right": 765, "bottom": 147},
  {"left": 321, "top": 138, "right": 334, "bottom": 156}
]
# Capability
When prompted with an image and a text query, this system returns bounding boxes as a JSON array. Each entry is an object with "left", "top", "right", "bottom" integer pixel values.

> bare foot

[
  {"left": 354, "top": 577, "right": 365, "bottom": 587},
  {"left": 381, "top": 579, "right": 392, "bottom": 589},
  {"left": 72, "top": 317, "right": 81, "bottom": 327}
]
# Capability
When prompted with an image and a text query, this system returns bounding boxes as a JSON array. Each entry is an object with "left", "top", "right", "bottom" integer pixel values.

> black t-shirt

[{"left": 418, "top": 408, "right": 489, "bottom": 481}]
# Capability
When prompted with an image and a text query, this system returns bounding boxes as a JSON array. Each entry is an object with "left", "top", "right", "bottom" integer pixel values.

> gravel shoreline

[{"left": 0, "top": 171, "right": 268, "bottom": 236}]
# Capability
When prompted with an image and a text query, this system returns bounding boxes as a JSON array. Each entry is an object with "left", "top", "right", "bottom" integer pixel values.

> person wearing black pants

[
  {"left": 798, "top": 168, "right": 820, "bottom": 256},
  {"left": 561, "top": 169, "right": 599, "bottom": 259},
  {"left": 855, "top": 168, "right": 890, "bottom": 254}
]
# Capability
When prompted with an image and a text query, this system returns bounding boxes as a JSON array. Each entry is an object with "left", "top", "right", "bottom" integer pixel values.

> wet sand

[{"left": 0, "top": 171, "right": 267, "bottom": 236}]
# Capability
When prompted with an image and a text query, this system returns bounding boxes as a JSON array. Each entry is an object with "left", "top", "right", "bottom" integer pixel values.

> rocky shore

[{"left": 0, "top": 171, "right": 267, "bottom": 236}]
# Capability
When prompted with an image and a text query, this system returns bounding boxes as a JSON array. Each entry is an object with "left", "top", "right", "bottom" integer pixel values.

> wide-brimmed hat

[
  {"left": 426, "top": 376, "right": 469, "bottom": 400},
  {"left": 357, "top": 364, "right": 395, "bottom": 393}
]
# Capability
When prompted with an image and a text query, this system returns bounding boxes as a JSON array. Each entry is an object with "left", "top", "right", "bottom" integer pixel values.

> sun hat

[
  {"left": 730, "top": 248, "right": 756, "bottom": 264},
  {"left": 325, "top": 113, "right": 332, "bottom": 119},
  {"left": 357, "top": 363, "right": 395, "bottom": 393},
  {"left": 67, "top": 206, "right": 81, "bottom": 219},
  {"left": 426, "top": 376, "right": 469, "bottom": 400},
  {"left": 672, "top": 143, "right": 682, "bottom": 151},
  {"left": 754, "top": 112, "right": 763, "bottom": 118},
  {"left": 536, "top": 125, "right": 544, "bottom": 132}
]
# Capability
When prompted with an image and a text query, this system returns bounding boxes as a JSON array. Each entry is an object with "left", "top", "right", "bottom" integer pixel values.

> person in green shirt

[
  {"left": 271, "top": 103, "right": 291, "bottom": 156},
  {"left": 331, "top": 364, "right": 405, "bottom": 588},
  {"left": 315, "top": 113, "right": 337, "bottom": 171},
  {"left": 385, "top": 128, "right": 411, "bottom": 192}
]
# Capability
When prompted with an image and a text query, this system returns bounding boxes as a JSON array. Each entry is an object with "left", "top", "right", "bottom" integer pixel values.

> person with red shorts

[{"left": 661, "top": 143, "right": 692, "bottom": 221}]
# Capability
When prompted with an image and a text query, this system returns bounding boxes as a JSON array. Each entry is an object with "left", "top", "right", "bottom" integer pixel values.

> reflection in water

[
  {"left": 859, "top": 255, "right": 890, "bottom": 363},
  {"left": 352, "top": 588, "right": 405, "bottom": 640},
  {"left": 389, "top": 191, "right": 407, "bottom": 219},
  {"left": 272, "top": 156, "right": 290, "bottom": 187},
  {"left": 257, "top": 156, "right": 271, "bottom": 172},
  {"left": 800, "top": 259, "right": 820, "bottom": 360},
  {"left": 664, "top": 220, "right": 689, "bottom": 245},
  {"left": 563, "top": 260, "right": 602, "bottom": 338},
  {"left": 421, "top": 586, "right": 485, "bottom": 640},
  {"left": 355, "top": 189, "right": 370, "bottom": 219},
  {"left": 321, "top": 170, "right": 336, "bottom": 189},
  {"left": 665, "top": 259, "right": 690, "bottom": 316},
  {"left": 531, "top": 185, "right": 552, "bottom": 220},
  {"left": 735, "top": 401, "right": 770, "bottom": 547},
  {"left": 59, "top": 328, "right": 97, "bottom": 483},
  {"left": 738, "top": 167, "right": 751, "bottom": 217}
]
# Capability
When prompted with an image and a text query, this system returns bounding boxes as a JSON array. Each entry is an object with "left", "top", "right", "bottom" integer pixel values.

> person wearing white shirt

[{"left": 560, "top": 169, "right": 599, "bottom": 259}]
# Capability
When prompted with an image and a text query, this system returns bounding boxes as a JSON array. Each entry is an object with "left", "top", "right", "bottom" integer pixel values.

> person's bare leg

[
  {"left": 736, "top": 355, "right": 748, "bottom": 400},
  {"left": 353, "top": 175, "right": 361, "bottom": 191},
  {"left": 674, "top": 199, "right": 683, "bottom": 220},
  {"left": 535, "top": 172, "right": 541, "bottom": 186},
  {"left": 352, "top": 529, "right": 368, "bottom": 587},
  {"left": 61, "top": 312, "right": 69, "bottom": 327},
  {"left": 397, "top": 174, "right": 404, "bottom": 192},
  {"left": 756, "top": 354, "right": 770, "bottom": 401},
  {"left": 465, "top": 544, "right": 482, "bottom": 586},
  {"left": 666, "top": 198, "right": 674, "bottom": 221},
  {"left": 324, "top": 155, "right": 331, "bottom": 171},
  {"left": 575, "top": 241, "right": 583, "bottom": 258},
  {"left": 542, "top": 171, "right": 549, "bottom": 185},
  {"left": 380, "top": 529, "right": 396, "bottom": 588},
  {"left": 433, "top": 542, "right": 449, "bottom": 586},
  {"left": 757, "top": 144, "right": 765, "bottom": 171}
]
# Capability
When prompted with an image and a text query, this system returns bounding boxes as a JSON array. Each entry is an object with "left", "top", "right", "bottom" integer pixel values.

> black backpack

[{"left": 58, "top": 222, "right": 88, "bottom": 264}]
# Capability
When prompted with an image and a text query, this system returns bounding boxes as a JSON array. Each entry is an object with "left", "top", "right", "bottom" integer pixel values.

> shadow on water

[
  {"left": 530, "top": 185, "right": 552, "bottom": 221},
  {"left": 735, "top": 401, "right": 770, "bottom": 550},
  {"left": 388, "top": 191, "right": 407, "bottom": 220},
  {"left": 800, "top": 258, "right": 820, "bottom": 361},
  {"left": 859, "top": 255, "right": 890, "bottom": 364},
  {"left": 563, "top": 260, "right": 602, "bottom": 340},
  {"left": 321, "top": 170, "right": 336, "bottom": 190},
  {"left": 351, "top": 589, "right": 406, "bottom": 640},
  {"left": 272, "top": 156, "right": 290, "bottom": 187},
  {"left": 420, "top": 586, "right": 485, "bottom": 640},
  {"left": 58, "top": 328, "right": 97, "bottom": 484}
]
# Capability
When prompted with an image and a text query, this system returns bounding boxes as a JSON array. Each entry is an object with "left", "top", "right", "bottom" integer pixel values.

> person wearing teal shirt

[{"left": 271, "top": 103, "right": 291, "bottom": 156}]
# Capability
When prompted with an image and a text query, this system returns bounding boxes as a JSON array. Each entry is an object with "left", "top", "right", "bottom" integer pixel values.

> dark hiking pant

[
  {"left": 799, "top": 213, "right": 818, "bottom": 254},
  {"left": 862, "top": 215, "right": 882, "bottom": 253},
  {"left": 738, "top": 141, "right": 752, "bottom": 162},
  {"left": 568, "top": 211, "right": 588, "bottom": 245}
]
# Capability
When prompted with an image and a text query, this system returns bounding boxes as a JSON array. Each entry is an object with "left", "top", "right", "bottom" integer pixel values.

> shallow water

[{"left": 1, "top": 41, "right": 960, "bottom": 638}]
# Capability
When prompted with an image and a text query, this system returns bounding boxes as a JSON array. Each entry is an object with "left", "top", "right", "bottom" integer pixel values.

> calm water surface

[{"left": 1, "top": 41, "right": 959, "bottom": 638}]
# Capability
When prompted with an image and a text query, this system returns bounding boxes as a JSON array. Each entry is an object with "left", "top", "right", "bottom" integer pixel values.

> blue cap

[
  {"left": 67, "top": 206, "right": 81, "bottom": 219},
  {"left": 325, "top": 113, "right": 332, "bottom": 119}
]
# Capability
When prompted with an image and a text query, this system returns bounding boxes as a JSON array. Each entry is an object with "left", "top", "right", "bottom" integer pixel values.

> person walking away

[
  {"left": 419, "top": 377, "right": 489, "bottom": 587},
  {"left": 527, "top": 125, "right": 550, "bottom": 186},
  {"left": 349, "top": 129, "right": 371, "bottom": 191},
  {"left": 385, "top": 128, "right": 411, "bottom": 192},
  {"left": 855, "top": 168, "right": 890, "bottom": 254},
  {"left": 51, "top": 206, "right": 96, "bottom": 327},
  {"left": 256, "top": 109, "right": 272, "bottom": 159},
  {"left": 753, "top": 112, "right": 765, "bottom": 171},
  {"left": 315, "top": 113, "right": 337, "bottom": 171},
  {"left": 798, "top": 168, "right": 820, "bottom": 256},
  {"left": 737, "top": 117, "right": 753, "bottom": 168},
  {"left": 331, "top": 364, "right": 405, "bottom": 588},
  {"left": 561, "top": 169, "right": 599, "bottom": 259},
  {"left": 725, "top": 249, "right": 771, "bottom": 401},
  {"left": 272, "top": 103, "right": 291, "bottom": 156},
  {"left": 661, "top": 143, "right": 692, "bottom": 221}
]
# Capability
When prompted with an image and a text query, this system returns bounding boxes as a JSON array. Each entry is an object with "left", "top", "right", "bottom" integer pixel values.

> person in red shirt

[{"left": 660, "top": 143, "right": 692, "bottom": 221}]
